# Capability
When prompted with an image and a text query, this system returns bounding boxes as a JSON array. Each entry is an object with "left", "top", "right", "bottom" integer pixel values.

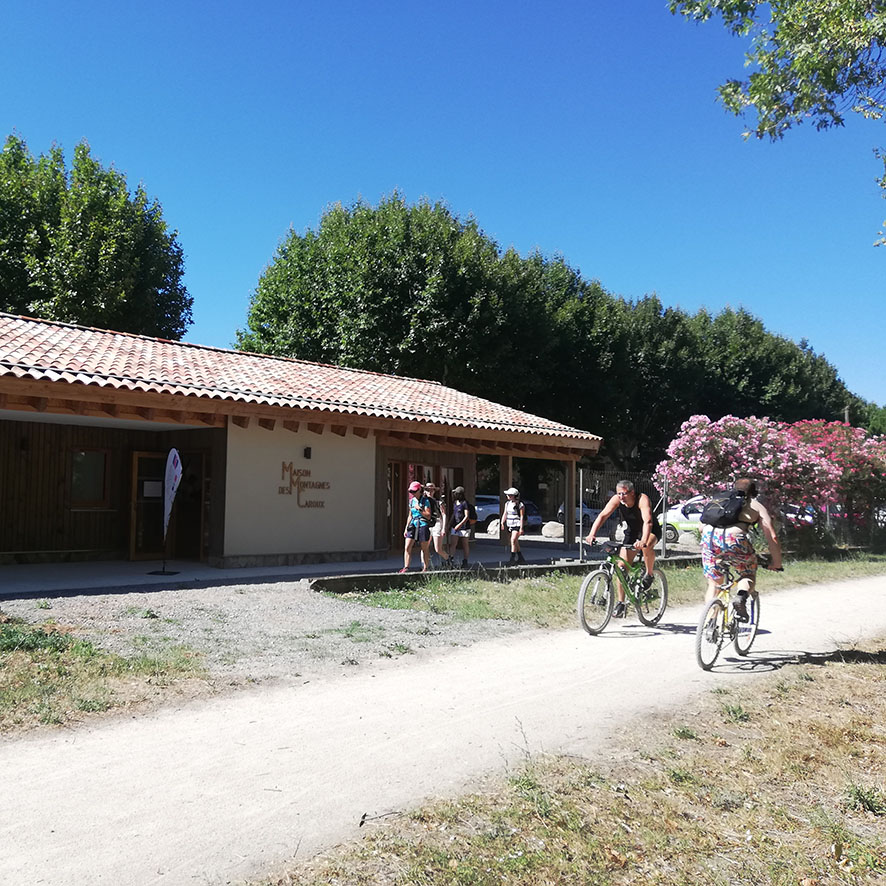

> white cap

[{"left": 504, "top": 487, "right": 519, "bottom": 495}]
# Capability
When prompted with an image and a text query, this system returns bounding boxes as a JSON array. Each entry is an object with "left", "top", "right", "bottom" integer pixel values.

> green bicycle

[{"left": 577, "top": 541, "right": 669, "bottom": 635}]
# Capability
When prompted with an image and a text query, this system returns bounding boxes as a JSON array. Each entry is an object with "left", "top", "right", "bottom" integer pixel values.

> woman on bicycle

[
  {"left": 585, "top": 480, "right": 661, "bottom": 617},
  {"left": 700, "top": 478, "right": 783, "bottom": 613}
]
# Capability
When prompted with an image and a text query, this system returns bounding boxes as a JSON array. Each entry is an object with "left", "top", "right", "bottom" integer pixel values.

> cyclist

[
  {"left": 585, "top": 480, "right": 661, "bottom": 617},
  {"left": 700, "top": 478, "right": 783, "bottom": 615}
]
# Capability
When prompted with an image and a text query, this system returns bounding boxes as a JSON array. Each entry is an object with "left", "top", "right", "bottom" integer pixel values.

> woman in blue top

[{"left": 400, "top": 480, "right": 433, "bottom": 572}]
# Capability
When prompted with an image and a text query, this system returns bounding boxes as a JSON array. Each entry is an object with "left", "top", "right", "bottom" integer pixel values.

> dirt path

[{"left": 2, "top": 576, "right": 885, "bottom": 886}]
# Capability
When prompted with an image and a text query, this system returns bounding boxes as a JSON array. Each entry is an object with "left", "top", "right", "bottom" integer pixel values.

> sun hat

[
  {"left": 452, "top": 486, "right": 465, "bottom": 496},
  {"left": 408, "top": 481, "right": 422, "bottom": 492},
  {"left": 504, "top": 487, "right": 519, "bottom": 496}
]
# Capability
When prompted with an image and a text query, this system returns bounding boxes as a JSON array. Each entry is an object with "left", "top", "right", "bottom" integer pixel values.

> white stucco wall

[{"left": 223, "top": 422, "right": 376, "bottom": 556}]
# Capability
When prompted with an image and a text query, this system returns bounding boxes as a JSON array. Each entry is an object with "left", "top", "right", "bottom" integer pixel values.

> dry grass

[{"left": 257, "top": 642, "right": 886, "bottom": 886}]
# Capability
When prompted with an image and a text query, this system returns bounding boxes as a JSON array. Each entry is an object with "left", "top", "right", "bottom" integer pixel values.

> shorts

[
  {"left": 451, "top": 528, "right": 471, "bottom": 538},
  {"left": 622, "top": 522, "right": 661, "bottom": 546},
  {"left": 430, "top": 523, "right": 444, "bottom": 538},
  {"left": 415, "top": 525, "right": 431, "bottom": 543},
  {"left": 701, "top": 525, "right": 757, "bottom": 581}
]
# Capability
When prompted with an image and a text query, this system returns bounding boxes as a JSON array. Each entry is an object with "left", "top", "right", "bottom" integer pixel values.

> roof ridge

[{"left": 0, "top": 313, "right": 442, "bottom": 387}]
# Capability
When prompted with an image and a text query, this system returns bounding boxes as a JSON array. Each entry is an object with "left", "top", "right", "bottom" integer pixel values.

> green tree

[
  {"left": 239, "top": 193, "right": 578, "bottom": 412},
  {"left": 242, "top": 193, "right": 869, "bottom": 469},
  {"left": 670, "top": 1, "right": 886, "bottom": 237},
  {"left": 0, "top": 135, "right": 192, "bottom": 339},
  {"left": 671, "top": 1, "right": 886, "bottom": 140},
  {"left": 689, "top": 307, "right": 851, "bottom": 422}
]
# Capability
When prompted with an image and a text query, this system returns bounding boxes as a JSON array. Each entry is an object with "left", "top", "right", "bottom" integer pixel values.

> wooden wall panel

[{"left": 0, "top": 420, "right": 225, "bottom": 563}]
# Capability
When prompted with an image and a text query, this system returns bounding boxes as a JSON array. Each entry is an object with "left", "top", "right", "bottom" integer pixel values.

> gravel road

[
  {"left": 0, "top": 579, "right": 525, "bottom": 686},
  {"left": 4, "top": 574, "right": 883, "bottom": 886}
]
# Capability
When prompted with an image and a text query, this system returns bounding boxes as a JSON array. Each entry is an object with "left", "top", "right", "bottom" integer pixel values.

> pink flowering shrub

[{"left": 653, "top": 415, "right": 886, "bottom": 515}]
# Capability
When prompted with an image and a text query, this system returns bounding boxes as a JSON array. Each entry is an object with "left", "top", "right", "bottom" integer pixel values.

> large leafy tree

[
  {"left": 689, "top": 307, "right": 853, "bottom": 421},
  {"left": 241, "top": 193, "right": 866, "bottom": 468},
  {"left": 0, "top": 134, "right": 192, "bottom": 338}
]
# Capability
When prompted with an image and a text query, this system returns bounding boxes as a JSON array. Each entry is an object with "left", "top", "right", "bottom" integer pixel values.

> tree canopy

[
  {"left": 240, "top": 193, "right": 867, "bottom": 468},
  {"left": 0, "top": 134, "right": 192, "bottom": 339},
  {"left": 670, "top": 1, "right": 886, "bottom": 231}
]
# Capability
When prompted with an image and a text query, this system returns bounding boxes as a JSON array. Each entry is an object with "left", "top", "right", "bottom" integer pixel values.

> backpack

[
  {"left": 467, "top": 502, "right": 478, "bottom": 525},
  {"left": 700, "top": 489, "right": 747, "bottom": 528},
  {"left": 422, "top": 496, "right": 439, "bottom": 526}
]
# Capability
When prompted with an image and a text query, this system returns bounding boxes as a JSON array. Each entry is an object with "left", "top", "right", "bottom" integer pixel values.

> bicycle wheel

[
  {"left": 634, "top": 568, "right": 668, "bottom": 626},
  {"left": 734, "top": 593, "right": 761, "bottom": 655},
  {"left": 695, "top": 598, "right": 727, "bottom": 670},
  {"left": 577, "top": 569, "right": 614, "bottom": 635}
]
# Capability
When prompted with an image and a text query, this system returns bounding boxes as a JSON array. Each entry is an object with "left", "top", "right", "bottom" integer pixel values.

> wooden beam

[
  {"left": 283, "top": 421, "right": 300, "bottom": 433},
  {"left": 258, "top": 418, "right": 276, "bottom": 431},
  {"left": 136, "top": 406, "right": 155, "bottom": 421},
  {"left": 352, "top": 426, "right": 369, "bottom": 438},
  {"left": 30, "top": 397, "right": 49, "bottom": 412},
  {"left": 330, "top": 425, "right": 347, "bottom": 437},
  {"left": 307, "top": 422, "right": 324, "bottom": 435},
  {"left": 232, "top": 416, "right": 250, "bottom": 428}
]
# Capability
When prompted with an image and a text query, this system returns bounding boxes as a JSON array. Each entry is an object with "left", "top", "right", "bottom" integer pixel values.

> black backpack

[
  {"left": 700, "top": 489, "right": 747, "bottom": 528},
  {"left": 466, "top": 502, "right": 478, "bottom": 525},
  {"left": 423, "top": 496, "right": 439, "bottom": 526}
]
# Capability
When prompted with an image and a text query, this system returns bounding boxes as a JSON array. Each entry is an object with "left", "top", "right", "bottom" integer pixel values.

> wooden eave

[{"left": 0, "top": 377, "right": 600, "bottom": 460}]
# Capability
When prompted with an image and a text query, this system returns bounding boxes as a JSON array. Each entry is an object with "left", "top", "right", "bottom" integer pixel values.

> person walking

[
  {"left": 424, "top": 481, "right": 451, "bottom": 569},
  {"left": 401, "top": 481, "right": 432, "bottom": 573},
  {"left": 500, "top": 487, "right": 526, "bottom": 565},
  {"left": 449, "top": 486, "right": 474, "bottom": 568}
]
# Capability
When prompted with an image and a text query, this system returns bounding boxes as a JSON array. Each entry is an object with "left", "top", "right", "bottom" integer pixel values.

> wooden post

[{"left": 565, "top": 459, "right": 577, "bottom": 553}]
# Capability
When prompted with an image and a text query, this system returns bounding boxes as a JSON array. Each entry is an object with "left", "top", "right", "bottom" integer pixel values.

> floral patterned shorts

[{"left": 701, "top": 525, "right": 757, "bottom": 581}]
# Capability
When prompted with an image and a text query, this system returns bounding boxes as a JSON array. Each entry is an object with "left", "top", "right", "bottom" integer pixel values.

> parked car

[
  {"left": 474, "top": 495, "right": 543, "bottom": 534},
  {"left": 662, "top": 494, "right": 706, "bottom": 543},
  {"left": 556, "top": 502, "right": 620, "bottom": 537}
]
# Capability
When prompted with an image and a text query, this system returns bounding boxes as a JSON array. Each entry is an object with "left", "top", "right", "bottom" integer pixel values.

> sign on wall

[{"left": 279, "top": 462, "right": 330, "bottom": 508}]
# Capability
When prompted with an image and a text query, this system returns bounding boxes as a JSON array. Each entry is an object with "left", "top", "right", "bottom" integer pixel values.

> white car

[{"left": 662, "top": 495, "right": 706, "bottom": 543}]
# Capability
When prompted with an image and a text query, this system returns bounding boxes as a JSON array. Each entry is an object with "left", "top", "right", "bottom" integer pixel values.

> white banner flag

[{"left": 163, "top": 448, "right": 183, "bottom": 542}]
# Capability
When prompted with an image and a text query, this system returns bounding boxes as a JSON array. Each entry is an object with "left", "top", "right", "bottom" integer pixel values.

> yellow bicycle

[{"left": 695, "top": 558, "right": 764, "bottom": 670}]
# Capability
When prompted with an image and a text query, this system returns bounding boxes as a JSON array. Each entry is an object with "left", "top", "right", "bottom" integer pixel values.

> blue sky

[{"left": 4, "top": 1, "right": 884, "bottom": 407}]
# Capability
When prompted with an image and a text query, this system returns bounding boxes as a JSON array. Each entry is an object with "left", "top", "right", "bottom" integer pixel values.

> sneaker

[
  {"left": 461, "top": 560, "right": 469, "bottom": 569},
  {"left": 640, "top": 572, "right": 654, "bottom": 591},
  {"left": 613, "top": 601, "right": 627, "bottom": 618},
  {"left": 732, "top": 591, "right": 749, "bottom": 621},
  {"left": 398, "top": 567, "right": 408, "bottom": 574},
  {"left": 517, "top": 553, "right": 526, "bottom": 565}
]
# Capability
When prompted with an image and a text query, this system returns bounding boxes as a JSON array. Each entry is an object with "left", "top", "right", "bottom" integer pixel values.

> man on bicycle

[
  {"left": 700, "top": 478, "right": 783, "bottom": 616},
  {"left": 585, "top": 480, "right": 661, "bottom": 617}
]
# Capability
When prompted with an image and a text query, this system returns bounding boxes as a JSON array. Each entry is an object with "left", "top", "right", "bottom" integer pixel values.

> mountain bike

[
  {"left": 577, "top": 541, "right": 668, "bottom": 635},
  {"left": 695, "top": 558, "right": 772, "bottom": 670}
]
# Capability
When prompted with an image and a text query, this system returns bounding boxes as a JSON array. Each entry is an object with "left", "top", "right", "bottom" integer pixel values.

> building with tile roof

[{"left": 0, "top": 313, "right": 601, "bottom": 566}]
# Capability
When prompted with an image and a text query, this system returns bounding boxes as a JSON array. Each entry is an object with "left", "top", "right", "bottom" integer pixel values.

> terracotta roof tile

[{"left": 0, "top": 314, "right": 601, "bottom": 443}]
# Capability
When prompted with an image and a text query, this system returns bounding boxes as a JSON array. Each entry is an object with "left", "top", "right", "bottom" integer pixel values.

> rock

[{"left": 542, "top": 521, "right": 564, "bottom": 539}]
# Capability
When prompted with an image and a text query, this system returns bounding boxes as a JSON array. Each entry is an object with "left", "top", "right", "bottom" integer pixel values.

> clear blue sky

[{"left": 4, "top": 1, "right": 884, "bottom": 407}]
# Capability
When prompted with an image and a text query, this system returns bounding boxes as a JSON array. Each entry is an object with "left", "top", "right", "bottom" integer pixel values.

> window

[{"left": 71, "top": 450, "right": 109, "bottom": 508}]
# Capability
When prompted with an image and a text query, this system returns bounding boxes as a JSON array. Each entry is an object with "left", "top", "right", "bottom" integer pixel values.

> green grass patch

[
  {"left": 0, "top": 616, "right": 205, "bottom": 731},
  {"left": 332, "top": 553, "right": 886, "bottom": 627}
]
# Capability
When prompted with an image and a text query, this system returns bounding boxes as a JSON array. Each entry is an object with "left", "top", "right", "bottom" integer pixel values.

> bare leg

[
  {"left": 403, "top": 537, "right": 414, "bottom": 570},
  {"left": 420, "top": 541, "right": 431, "bottom": 572}
]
